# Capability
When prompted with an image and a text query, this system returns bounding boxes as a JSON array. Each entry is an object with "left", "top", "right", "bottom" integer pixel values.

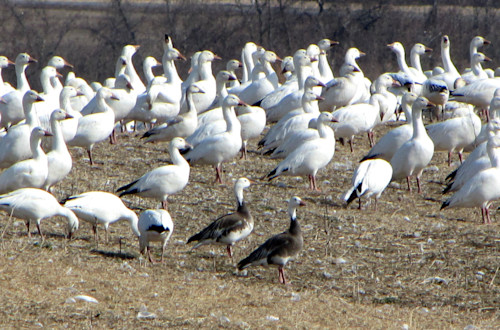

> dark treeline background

[{"left": 0, "top": 0, "right": 498, "bottom": 90}]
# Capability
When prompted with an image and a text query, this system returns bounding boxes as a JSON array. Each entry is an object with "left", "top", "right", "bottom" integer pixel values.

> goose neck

[
  {"left": 288, "top": 208, "right": 301, "bottom": 236},
  {"left": 441, "top": 44, "right": 459, "bottom": 75},
  {"left": 50, "top": 118, "right": 66, "bottom": 151},
  {"left": 169, "top": 145, "right": 189, "bottom": 167},
  {"left": 411, "top": 108, "right": 425, "bottom": 138},
  {"left": 163, "top": 59, "right": 182, "bottom": 84},
  {"left": 223, "top": 105, "right": 240, "bottom": 133},
  {"left": 30, "top": 135, "right": 45, "bottom": 160},
  {"left": 410, "top": 52, "right": 423, "bottom": 74},
  {"left": 16, "top": 63, "right": 30, "bottom": 93}
]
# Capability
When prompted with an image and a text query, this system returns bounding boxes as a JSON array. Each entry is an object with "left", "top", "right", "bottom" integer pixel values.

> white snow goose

[
  {"left": 117, "top": 137, "right": 191, "bottom": 210},
  {"left": 63, "top": 191, "right": 140, "bottom": 243},
  {"left": 441, "top": 133, "right": 500, "bottom": 224},
  {"left": 187, "top": 177, "right": 253, "bottom": 260},
  {"left": 390, "top": 96, "right": 435, "bottom": 193},
  {"left": 138, "top": 209, "right": 174, "bottom": 263},
  {"left": 0, "top": 188, "right": 79, "bottom": 239},
  {"left": 0, "top": 127, "right": 52, "bottom": 194},
  {"left": 342, "top": 156, "right": 393, "bottom": 210},
  {"left": 237, "top": 196, "right": 305, "bottom": 285},
  {"left": 184, "top": 94, "right": 245, "bottom": 184},
  {"left": 266, "top": 112, "right": 336, "bottom": 191},
  {"left": 44, "top": 109, "right": 73, "bottom": 192}
]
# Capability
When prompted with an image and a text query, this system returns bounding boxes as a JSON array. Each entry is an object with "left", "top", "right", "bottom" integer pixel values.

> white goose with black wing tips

[
  {"left": 117, "top": 137, "right": 191, "bottom": 210},
  {"left": 237, "top": 196, "right": 305, "bottom": 285},
  {"left": 138, "top": 209, "right": 174, "bottom": 263},
  {"left": 187, "top": 177, "right": 253, "bottom": 260},
  {"left": 0, "top": 188, "right": 79, "bottom": 239},
  {"left": 63, "top": 191, "right": 140, "bottom": 243}
]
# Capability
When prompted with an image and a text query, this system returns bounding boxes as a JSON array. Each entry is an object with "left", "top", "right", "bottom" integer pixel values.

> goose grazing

[
  {"left": 237, "top": 196, "right": 305, "bottom": 285},
  {"left": 390, "top": 96, "right": 435, "bottom": 193},
  {"left": 362, "top": 92, "right": 418, "bottom": 161},
  {"left": 266, "top": 112, "right": 336, "bottom": 191},
  {"left": 0, "top": 53, "right": 37, "bottom": 129},
  {"left": 0, "top": 90, "right": 44, "bottom": 168},
  {"left": 0, "top": 188, "right": 79, "bottom": 239},
  {"left": 187, "top": 177, "right": 253, "bottom": 259},
  {"left": 117, "top": 137, "right": 191, "bottom": 210},
  {"left": 342, "top": 156, "right": 393, "bottom": 210},
  {"left": 184, "top": 94, "right": 245, "bottom": 184},
  {"left": 0, "top": 127, "right": 52, "bottom": 194},
  {"left": 441, "top": 133, "right": 500, "bottom": 224},
  {"left": 63, "top": 191, "right": 140, "bottom": 242},
  {"left": 138, "top": 209, "right": 174, "bottom": 263},
  {"left": 67, "top": 87, "right": 117, "bottom": 165},
  {"left": 141, "top": 84, "right": 204, "bottom": 143},
  {"left": 44, "top": 109, "right": 73, "bottom": 192}
]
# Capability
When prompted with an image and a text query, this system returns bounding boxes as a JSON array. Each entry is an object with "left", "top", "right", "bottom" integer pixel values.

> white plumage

[{"left": 138, "top": 209, "right": 174, "bottom": 263}]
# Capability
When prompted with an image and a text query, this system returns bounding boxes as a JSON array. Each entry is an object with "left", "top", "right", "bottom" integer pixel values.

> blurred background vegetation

[{"left": 0, "top": 0, "right": 498, "bottom": 90}]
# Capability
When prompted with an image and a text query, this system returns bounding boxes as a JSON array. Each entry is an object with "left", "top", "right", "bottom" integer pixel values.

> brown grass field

[{"left": 0, "top": 119, "right": 498, "bottom": 328}]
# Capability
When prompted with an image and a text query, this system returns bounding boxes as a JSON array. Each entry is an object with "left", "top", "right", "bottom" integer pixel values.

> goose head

[
  {"left": 317, "top": 112, "right": 337, "bottom": 123},
  {"left": 16, "top": 53, "right": 37, "bottom": 66},
  {"left": 413, "top": 96, "right": 434, "bottom": 112},
  {"left": 318, "top": 39, "right": 339, "bottom": 52},
  {"left": 234, "top": 177, "right": 252, "bottom": 205},
  {"left": 441, "top": 35, "right": 451, "bottom": 50},
  {"left": 288, "top": 196, "right": 306, "bottom": 220},
  {"left": 216, "top": 70, "right": 237, "bottom": 84},
  {"left": 122, "top": 44, "right": 140, "bottom": 58},
  {"left": 262, "top": 51, "right": 281, "bottom": 64},
  {"left": 412, "top": 43, "right": 432, "bottom": 55},
  {"left": 115, "top": 73, "right": 133, "bottom": 90},
  {"left": 307, "top": 44, "right": 321, "bottom": 62},
  {"left": 226, "top": 59, "right": 242, "bottom": 71},
  {"left": 170, "top": 137, "right": 192, "bottom": 153},
  {"left": 23, "top": 90, "right": 44, "bottom": 108},
  {"left": 48, "top": 56, "right": 73, "bottom": 69},
  {"left": 471, "top": 36, "right": 491, "bottom": 48},
  {"left": 224, "top": 94, "right": 247, "bottom": 108},
  {"left": 31, "top": 127, "right": 53, "bottom": 141},
  {"left": 0, "top": 56, "right": 14, "bottom": 68},
  {"left": 304, "top": 76, "right": 326, "bottom": 89},
  {"left": 402, "top": 91, "right": 418, "bottom": 107},
  {"left": 281, "top": 56, "right": 294, "bottom": 74},
  {"left": 97, "top": 87, "right": 119, "bottom": 101},
  {"left": 64, "top": 209, "right": 79, "bottom": 239},
  {"left": 472, "top": 52, "right": 492, "bottom": 64},
  {"left": 199, "top": 50, "right": 221, "bottom": 64},
  {"left": 346, "top": 47, "right": 365, "bottom": 61},
  {"left": 41, "top": 66, "right": 62, "bottom": 84},
  {"left": 50, "top": 108, "right": 73, "bottom": 122},
  {"left": 387, "top": 42, "right": 405, "bottom": 56},
  {"left": 144, "top": 56, "right": 162, "bottom": 69},
  {"left": 164, "top": 34, "right": 174, "bottom": 51}
]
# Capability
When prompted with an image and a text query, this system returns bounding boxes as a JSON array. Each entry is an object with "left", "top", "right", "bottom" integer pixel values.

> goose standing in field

[
  {"left": 441, "top": 133, "right": 500, "bottom": 224},
  {"left": 390, "top": 96, "right": 435, "bottom": 193},
  {"left": 422, "top": 77, "right": 449, "bottom": 121},
  {"left": 342, "top": 156, "right": 393, "bottom": 210},
  {"left": 237, "top": 104, "right": 266, "bottom": 159},
  {"left": 449, "top": 77, "right": 500, "bottom": 115},
  {"left": 65, "top": 74, "right": 95, "bottom": 112},
  {"left": 117, "top": 137, "right": 191, "bottom": 210},
  {"left": 0, "top": 127, "right": 52, "bottom": 194},
  {"left": 180, "top": 50, "right": 219, "bottom": 114},
  {"left": 181, "top": 51, "right": 201, "bottom": 92},
  {"left": 67, "top": 87, "right": 117, "bottom": 165},
  {"left": 270, "top": 112, "right": 336, "bottom": 159},
  {"left": 196, "top": 70, "right": 237, "bottom": 125},
  {"left": 43, "top": 109, "right": 73, "bottom": 192},
  {"left": 237, "top": 50, "right": 281, "bottom": 106},
  {"left": 0, "top": 56, "right": 15, "bottom": 96},
  {"left": 184, "top": 94, "right": 245, "bottom": 184},
  {"left": 237, "top": 196, "right": 305, "bottom": 285},
  {"left": 461, "top": 36, "right": 490, "bottom": 82},
  {"left": 362, "top": 92, "right": 418, "bottom": 161},
  {"left": 142, "top": 85, "right": 204, "bottom": 143},
  {"left": 0, "top": 188, "right": 79, "bottom": 239},
  {"left": 63, "top": 191, "right": 140, "bottom": 243},
  {"left": 387, "top": 42, "right": 421, "bottom": 93},
  {"left": 426, "top": 106, "right": 481, "bottom": 166},
  {"left": 266, "top": 111, "right": 336, "bottom": 191},
  {"left": 370, "top": 73, "right": 400, "bottom": 123},
  {"left": 0, "top": 53, "right": 37, "bottom": 129},
  {"left": 319, "top": 64, "right": 363, "bottom": 112},
  {"left": 138, "top": 209, "right": 174, "bottom": 263},
  {"left": 0, "top": 90, "right": 44, "bottom": 168},
  {"left": 187, "top": 177, "right": 253, "bottom": 260}
]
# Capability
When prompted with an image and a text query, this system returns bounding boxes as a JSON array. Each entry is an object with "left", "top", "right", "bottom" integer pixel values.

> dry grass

[{"left": 0, "top": 121, "right": 499, "bottom": 328}]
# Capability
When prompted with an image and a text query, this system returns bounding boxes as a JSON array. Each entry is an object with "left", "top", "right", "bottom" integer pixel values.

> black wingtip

[
  {"left": 359, "top": 153, "right": 382, "bottom": 163},
  {"left": 346, "top": 185, "right": 361, "bottom": 206},
  {"left": 440, "top": 200, "right": 450, "bottom": 210},
  {"left": 442, "top": 183, "right": 452, "bottom": 194},
  {"left": 445, "top": 169, "right": 457, "bottom": 182}
]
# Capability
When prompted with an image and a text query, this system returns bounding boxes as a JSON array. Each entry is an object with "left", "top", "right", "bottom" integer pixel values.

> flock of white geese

[{"left": 0, "top": 33, "right": 499, "bottom": 284}]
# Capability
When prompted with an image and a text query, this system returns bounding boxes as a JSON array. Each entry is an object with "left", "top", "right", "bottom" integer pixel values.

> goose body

[
  {"left": 187, "top": 178, "right": 253, "bottom": 259},
  {"left": 0, "top": 188, "right": 79, "bottom": 239},
  {"left": 117, "top": 137, "right": 191, "bottom": 209},
  {"left": 343, "top": 157, "right": 393, "bottom": 210},
  {"left": 44, "top": 109, "right": 73, "bottom": 191},
  {"left": 441, "top": 134, "right": 500, "bottom": 224},
  {"left": 0, "top": 127, "right": 52, "bottom": 194},
  {"left": 237, "top": 196, "right": 305, "bottom": 284},
  {"left": 138, "top": 209, "right": 174, "bottom": 263},
  {"left": 63, "top": 191, "right": 140, "bottom": 242},
  {"left": 67, "top": 88, "right": 117, "bottom": 165},
  {"left": 266, "top": 113, "right": 336, "bottom": 191},
  {"left": 184, "top": 95, "right": 244, "bottom": 183},
  {"left": 390, "top": 97, "right": 435, "bottom": 193},
  {"left": 0, "top": 90, "right": 44, "bottom": 168}
]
